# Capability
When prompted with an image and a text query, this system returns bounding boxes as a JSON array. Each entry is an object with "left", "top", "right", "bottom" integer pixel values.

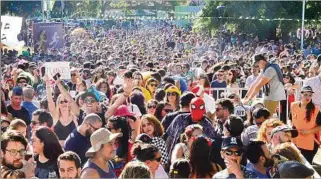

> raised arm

[
  {"left": 44, "top": 76, "right": 59, "bottom": 125},
  {"left": 55, "top": 77, "right": 80, "bottom": 116},
  {"left": 105, "top": 79, "right": 134, "bottom": 123}
]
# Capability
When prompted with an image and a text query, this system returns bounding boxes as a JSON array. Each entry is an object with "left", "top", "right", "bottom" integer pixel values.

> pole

[
  {"left": 301, "top": 0, "right": 305, "bottom": 50},
  {"left": 42, "top": 0, "right": 45, "bottom": 22}
]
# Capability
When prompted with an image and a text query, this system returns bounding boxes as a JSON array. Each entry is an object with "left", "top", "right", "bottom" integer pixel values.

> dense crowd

[{"left": 1, "top": 20, "right": 321, "bottom": 179}]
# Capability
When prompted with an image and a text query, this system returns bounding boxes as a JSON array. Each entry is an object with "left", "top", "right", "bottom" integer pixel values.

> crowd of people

[{"left": 1, "top": 20, "right": 321, "bottom": 178}]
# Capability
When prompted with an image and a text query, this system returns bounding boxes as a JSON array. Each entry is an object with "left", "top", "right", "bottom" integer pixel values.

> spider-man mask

[{"left": 190, "top": 97, "right": 205, "bottom": 122}]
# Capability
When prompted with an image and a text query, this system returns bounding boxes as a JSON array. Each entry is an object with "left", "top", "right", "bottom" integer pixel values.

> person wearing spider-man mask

[{"left": 165, "top": 97, "right": 219, "bottom": 167}]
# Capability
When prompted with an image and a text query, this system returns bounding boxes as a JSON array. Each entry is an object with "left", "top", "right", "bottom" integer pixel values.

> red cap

[{"left": 114, "top": 105, "right": 135, "bottom": 118}]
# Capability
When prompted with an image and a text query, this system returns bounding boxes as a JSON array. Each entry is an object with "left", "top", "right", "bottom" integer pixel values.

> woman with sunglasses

[
  {"left": 32, "top": 126, "right": 64, "bottom": 178},
  {"left": 46, "top": 76, "right": 79, "bottom": 146},
  {"left": 154, "top": 102, "right": 173, "bottom": 121},
  {"left": 145, "top": 78, "right": 158, "bottom": 100},
  {"left": 165, "top": 86, "right": 181, "bottom": 111},
  {"left": 146, "top": 99, "right": 158, "bottom": 116},
  {"left": 139, "top": 114, "right": 168, "bottom": 166},
  {"left": 132, "top": 143, "right": 165, "bottom": 178},
  {"left": 290, "top": 86, "right": 321, "bottom": 163},
  {"left": 189, "top": 136, "right": 221, "bottom": 178}
]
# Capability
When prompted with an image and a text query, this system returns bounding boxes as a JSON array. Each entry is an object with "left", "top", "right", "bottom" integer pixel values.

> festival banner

[
  {"left": 45, "top": 62, "right": 71, "bottom": 80},
  {"left": 33, "top": 22, "right": 64, "bottom": 52},
  {"left": 1, "top": 16, "right": 25, "bottom": 48}
]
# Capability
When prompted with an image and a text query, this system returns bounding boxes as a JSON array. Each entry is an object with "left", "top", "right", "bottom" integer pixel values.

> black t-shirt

[
  {"left": 54, "top": 120, "right": 77, "bottom": 141},
  {"left": 161, "top": 111, "right": 189, "bottom": 137},
  {"left": 34, "top": 155, "right": 59, "bottom": 178},
  {"left": 67, "top": 81, "right": 76, "bottom": 91},
  {"left": 7, "top": 105, "right": 31, "bottom": 125}
]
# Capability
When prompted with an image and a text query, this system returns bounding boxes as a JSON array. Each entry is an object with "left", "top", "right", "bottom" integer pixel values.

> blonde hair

[
  {"left": 119, "top": 161, "right": 151, "bottom": 178},
  {"left": 56, "top": 94, "right": 72, "bottom": 118},
  {"left": 256, "top": 118, "right": 284, "bottom": 143},
  {"left": 8, "top": 119, "right": 26, "bottom": 130}
]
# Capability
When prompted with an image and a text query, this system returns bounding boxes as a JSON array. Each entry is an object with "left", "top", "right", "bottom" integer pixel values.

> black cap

[
  {"left": 252, "top": 108, "right": 271, "bottom": 120},
  {"left": 278, "top": 161, "right": 314, "bottom": 178},
  {"left": 301, "top": 86, "right": 314, "bottom": 93},
  {"left": 221, "top": 137, "right": 243, "bottom": 150},
  {"left": 271, "top": 125, "right": 298, "bottom": 138}
]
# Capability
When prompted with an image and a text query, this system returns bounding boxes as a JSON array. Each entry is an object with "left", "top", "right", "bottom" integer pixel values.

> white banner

[
  {"left": 1, "top": 16, "right": 25, "bottom": 48},
  {"left": 45, "top": 62, "right": 71, "bottom": 80}
]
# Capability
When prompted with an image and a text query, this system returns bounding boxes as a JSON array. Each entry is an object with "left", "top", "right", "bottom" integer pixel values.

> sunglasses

[
  {"left": 18, "top": 80, "right": 27, "bottom": 83},
  {"left": 59, "top": 100, "right": 68, "bottom": 104},
  {"left": 153, "top": 156, "right": 162, "bottom": 162},
  {"left": 164, "top": 109, "right": 173, "bottom": 113},
  {"left": 167, "top": 92, "right": 177, "bottom": 96},
  {"left": 71, "top": 73, "right": 77, "bottom": 76},
  {"left": 224, "top": 149, "right": 243, "bottom": 156},
  {"left": 84, "top": 98, "right": 96, "bottom": 104},
  {"left": 149, "top": 83, "right": 157, "bottom": 87},
  {"left": 147, "top": 105, "right": 156, "bottom": 109}
]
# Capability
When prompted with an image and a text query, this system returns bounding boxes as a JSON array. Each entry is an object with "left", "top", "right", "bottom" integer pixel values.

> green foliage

[{"left": 194, "top": 1, "right": 321, "bottom": 40}]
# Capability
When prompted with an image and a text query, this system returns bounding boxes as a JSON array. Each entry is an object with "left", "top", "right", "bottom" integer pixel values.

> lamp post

[
  {"left": 301, "top": 0, "right": 306, "bottom": 50},
  {"left": 216, "top": 5, "right": 225, "bottom": 56}
]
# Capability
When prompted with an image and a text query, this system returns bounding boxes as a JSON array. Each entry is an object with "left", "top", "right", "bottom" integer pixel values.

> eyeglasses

[
  {"left": 149, "top": 83, "right": 157, "bottom": 87},
  {"left": 88, "top": 123, "right": 100, "bottom": 131},
  {"left": 59, "top": 100, "right": 68, "bottom": 104},
  {"left": 164, "top": 109, "right": 173, "bottom": 113},
  {"left": 153, "top": 156, "right": 162, "bottom": 162},
  {"left": 167, "top": 92, "right": 177, "bottom": 96},
  {"left": 6, "top": 149, "right": 27, "bottom": 157},
  {"left": 84, "top": 98, "right": 96, "bottom": 104},
  {"left": 31, "top": 121, "right": 40, "bottom": 126},
  {"left": 284, "top": 76, "right": 290, "bottom": 79},
  {"left": 147, "top": 105, "right": 156, "bottom": 109},
  {"left": 224, "top": 149, "right": 243, "bottom": 156},
  {"left": 302, "top": 93, "right": 312, "bottom": 97}
]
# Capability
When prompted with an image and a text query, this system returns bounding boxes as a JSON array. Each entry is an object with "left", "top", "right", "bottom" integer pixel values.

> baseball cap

[
  {"left": 221, "top": 137, "right": 243, "bottom": 150},
  {"left": 278, "top": 161, "right": 314, "bottom": 178},
  {"left": 81, "top": 91, "right": 98, "bottom": 102},
  {"left": 224, "top": 115, "right": 244, "bottom": 137},
  {"left": 271, "top": 125, "right": 298, "bottom": 138},
  {"left": 85, "top": 128, "right": 122, "bottom": 157},
  {"left": 12, "top": 86, "right": 23, "bottom": 96},
  {"left": 113, "top": 105, "right": 135, "bottom": 119},
  {"left": 301, "top": 86, "right": 314, "bottom": 93}
]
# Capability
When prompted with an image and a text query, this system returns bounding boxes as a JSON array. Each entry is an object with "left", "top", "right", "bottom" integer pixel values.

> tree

[{"left": 194, "top": 1, "right": 321, "bottom": 40}]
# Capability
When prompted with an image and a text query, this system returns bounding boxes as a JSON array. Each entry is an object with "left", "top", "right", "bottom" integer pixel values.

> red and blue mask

[{"left": 190, "top": 97, "right": 205, "bottom": 122}]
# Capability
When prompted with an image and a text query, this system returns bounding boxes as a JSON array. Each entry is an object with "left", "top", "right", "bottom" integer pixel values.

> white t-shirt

[
  {"left": 127, "top": 104, "right": 142, "bottom": 118},
  {"left": 203, "top": 93, "right": 216, "bottom": 114},
  {"left": 155, "top": 165, "right": 169, "bottom": 179}
]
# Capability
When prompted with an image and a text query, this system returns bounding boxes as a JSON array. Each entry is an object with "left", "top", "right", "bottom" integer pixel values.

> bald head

[{"left": 82, "top": 113, "right": 102, "bottom": 125}]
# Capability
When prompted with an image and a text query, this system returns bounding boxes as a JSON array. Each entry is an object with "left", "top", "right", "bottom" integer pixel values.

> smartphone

[{"left": 53, "top": 73, "right": 61, "bottom": 80}]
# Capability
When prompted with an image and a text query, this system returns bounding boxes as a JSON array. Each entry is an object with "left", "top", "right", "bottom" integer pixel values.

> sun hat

[
  {"left": 85, "top": 128, "right": 122, "bottom": 157},
  {"left": 165, "top": 86, "right": 181, "bottom": 96}
]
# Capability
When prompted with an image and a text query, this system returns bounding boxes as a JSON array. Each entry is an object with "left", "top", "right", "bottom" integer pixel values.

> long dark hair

[
  {"left": 154, "top": 102, "right": 170, "bottom": 121},
  {"left": 189, "top": 137, "right": 218, "bottom": 178},
  {"left": 108, "top": 117, "right": 129, "bottom": 158},
  {"left": 227, "top": 69, "right": 237, "bottom": 85},
  {"left": 306, "top": 100, "right": 315, "bottom": 122},
  {"left": 35, "top": 126, "right": 64, "bottom": 161}
]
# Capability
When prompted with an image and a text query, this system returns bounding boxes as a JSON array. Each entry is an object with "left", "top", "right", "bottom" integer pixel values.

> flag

[{"left": 1, "top": 16, "right": 25, "bottom": 48}]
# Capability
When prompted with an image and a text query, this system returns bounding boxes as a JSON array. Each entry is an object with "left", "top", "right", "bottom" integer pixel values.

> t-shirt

[
  {"left": 246, "top": 162, "right": 269, "bottom": 178},
  {"left": 67, "top": 81, "right": 77, "bottom": 91},
  {"left": 34, "top": 156, "right": 59, "bottom": 179},
  {"left": 64, "top": 129, "right": 91, "bottom": 165},
  {"left": 211, "top": 80, "right": 227, "bottom": 100},
  {"left": 161, "top": 111, "right": 189, "bottom": 133},
  {"left": 22, "top": 101, "right": 39, "bottom": 119},
  {"left": 7, "top": 105, "right": 31, "bottom": 125},
  {"left": 213, "top": 166, "right": 257, "bottom": 179},
  {"left": 262, "top": 67, "right": 286, "bottom": 101}
]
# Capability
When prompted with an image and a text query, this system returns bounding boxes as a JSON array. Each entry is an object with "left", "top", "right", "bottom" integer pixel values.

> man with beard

[
  {"left": 64, "top": 114, "right": 102, "bottom": 165},
  {"left": 246, "top": 140, "right": 273, "bottom": 178},
  {"left": 213, "top": 137, "right": 257, "bottom": 179},
  {"left": 58, "top": 151, "right": 82, "bottom": 179},
  {"left": 1, "top": 131, "right": 28, "bottom": 175},
  {"left": 270, "top": 125, "right": 298, "bottom": 148}
]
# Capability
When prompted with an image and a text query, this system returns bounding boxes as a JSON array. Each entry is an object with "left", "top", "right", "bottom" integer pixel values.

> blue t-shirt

[
  {"left": 211, "top": 80, "right": 227, "bottom": 100},
  {"left": 64, "top": 129, "right": 91, "bottom": 165},
  {"left": 22, "top": 101, "right": 39, "bottom": 119},
  {"left": 246, "top": 163, "right": 269, "bottom": 178}
]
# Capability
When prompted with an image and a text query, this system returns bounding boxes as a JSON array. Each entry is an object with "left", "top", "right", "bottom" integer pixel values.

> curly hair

[
  {"left": 256, "top": 118, "right": 284, "bottom": 143},
  {"left": 140, "top": 114, "right": 164, "bottom": 137}
]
